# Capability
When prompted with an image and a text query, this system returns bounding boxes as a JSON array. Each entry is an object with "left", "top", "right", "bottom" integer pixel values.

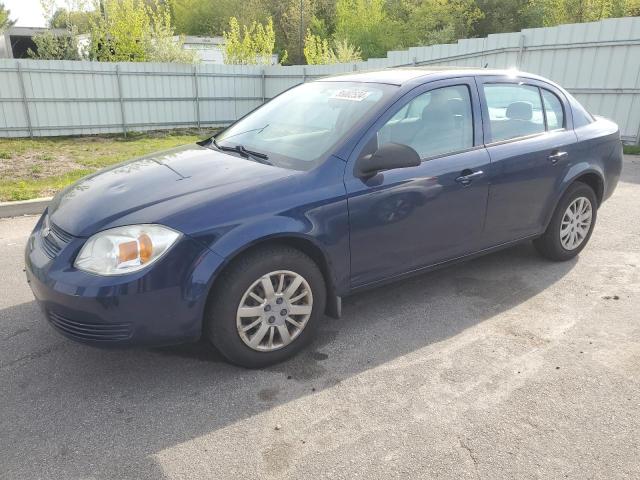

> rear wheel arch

[
  {"left": 573, "top": 172, "right": 604, "bottom": 206},
  {"left": 542, "top": 170, "right": 603, "bottom": 234},
  {"left": 534, "top": 181, "right": 598, "bottom": 261}
]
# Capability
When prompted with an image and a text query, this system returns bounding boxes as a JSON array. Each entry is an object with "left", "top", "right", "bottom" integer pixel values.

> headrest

[
  {"left": 422, "top": 96, "right": 452, "bottom": 121},
  {"left": 447, "top": 98, "right": 465, "bottom": 116},
  {"left": 506, "top": 101, "right": 533, "bottom": 121}
]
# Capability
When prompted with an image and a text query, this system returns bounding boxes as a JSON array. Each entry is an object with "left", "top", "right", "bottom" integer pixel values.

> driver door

[{"left": 345, "top": 78, "right": 491, "bottom": 288}]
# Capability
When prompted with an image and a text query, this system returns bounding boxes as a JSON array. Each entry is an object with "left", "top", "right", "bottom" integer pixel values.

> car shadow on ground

[
  {"left": 621, "top": 155, "right": 640, "bottom": 184},
  {"left": 2, "top": 242, "right": 576, "bottom": 479}
]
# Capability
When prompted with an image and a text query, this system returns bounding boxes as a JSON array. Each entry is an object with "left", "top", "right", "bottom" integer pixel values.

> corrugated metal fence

[{"left": 1, "top": 16, "right": 639, "bottom": 143}]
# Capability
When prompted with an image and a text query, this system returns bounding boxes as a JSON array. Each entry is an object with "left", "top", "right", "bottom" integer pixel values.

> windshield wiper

[
  {"left": 211, "top": 138, "right": 272, "bottom": 165},
  {"left": 217, "top": 124, "right": 270, "bottom": 143}
]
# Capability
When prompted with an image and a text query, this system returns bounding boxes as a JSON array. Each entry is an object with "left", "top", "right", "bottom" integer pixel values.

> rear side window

[
  {"left": 483, "top": 84, "right": 545, "bottom": 142},
  {"left": 541, "top": 89, "right": 565, "bottom": 130}
]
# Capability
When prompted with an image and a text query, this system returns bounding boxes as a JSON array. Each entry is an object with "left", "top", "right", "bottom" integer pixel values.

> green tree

[
  {"left": 223, "top": 16, "right": 280, "bottom": 64},
  {"left": 333, "top": 37, "right": 362, "bottom": 62},
  {"left": 169, "top": 0, "right": 241, "bottom": 36},
  {"left": 27, "top": 0, "right": 84, "bottom": 60},
  {"left": 398, "top": 0, "right": 484, "bottom": 47},
  {"left": 0, "top": 2, "right": 15, "bottom": 32},
  {"left": 50, "top": 8, "right": 95, "bottom": 34},
  {"left": 627, "top": 0, "right": 640, "bottom": 15},
  {"left": 280, "top": 0, "right": 316, "bottom": 64},
  {"left": 88, "top": 0, "right": 152, "bottom": 61},
  {"left": 88, "top": 0, "right": 196, "bottom": 63},
  {"left": 473, "top": 0, "right": 534, "bottom": 37},
  {"left": 146, "top": 1, "right": 199, "bottom": 62},
  {"left": 28, "top": 30, "right": 81, "bottom": 60},
  {"left": 528, "top": 0, "right": 629, "bottom": 26},
  {"left": 334, "top": 0, "right": 392, "bottom": 58},
  {"left": 304, "top": 30, "right": 361, "bottom": 64},
  {"left": 304, "top": 30, "right": 333, "bottom": 64},
  {"left": 313, "top": 0, "right": 337, "bottom": 33}
]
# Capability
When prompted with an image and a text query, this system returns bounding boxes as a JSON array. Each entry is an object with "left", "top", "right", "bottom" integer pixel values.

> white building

[
  {"left": 179, "top": 35, "right": 279, "bottom": 65},
  {"left": 1, "top": 29, "right": 279, "bottom": 65},
  {"left": 0, "top": 27, "right": 68, "bottom": 59},
  {"left": 179, "top": 36, "right": 226, "bottom": 64}
]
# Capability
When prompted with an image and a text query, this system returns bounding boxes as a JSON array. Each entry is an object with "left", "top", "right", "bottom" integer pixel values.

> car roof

[{"left": 316, "top": 67, "right": 546, "bottom": 86}]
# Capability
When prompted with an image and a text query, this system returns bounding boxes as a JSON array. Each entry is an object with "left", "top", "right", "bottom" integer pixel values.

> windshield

[{"left": 213, "top": 81, "right": 398, "bottom": 170}]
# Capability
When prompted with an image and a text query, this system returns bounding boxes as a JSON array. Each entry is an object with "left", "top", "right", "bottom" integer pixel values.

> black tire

[
  {"left": 533, "top": 182, "right": 598, "bottom": 261},
  {"left": 204, "top": 245, "right": 326, "bottom": 368}
]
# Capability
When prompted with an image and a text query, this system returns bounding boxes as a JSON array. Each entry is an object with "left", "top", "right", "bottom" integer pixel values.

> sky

[{"left": 4, "top": 0, "right": 66, "bottom": 28}]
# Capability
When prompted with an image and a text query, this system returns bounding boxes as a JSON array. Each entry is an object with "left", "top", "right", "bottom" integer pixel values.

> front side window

[
  {"left": 214, "top": 81, "right": 397, "bottom": 171},
  {"left": 483, "top": 83, "right": 545, "bottom": 142},
  {"left": 376, "top": 85, "right": 474, "bottom": 159}
]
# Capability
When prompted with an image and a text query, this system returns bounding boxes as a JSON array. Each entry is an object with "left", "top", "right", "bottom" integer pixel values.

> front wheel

[
  {"left": 205, "top": 246, "right": 326, "bottom": 368},
  {"left": 534, "top": 182, "right": 597, "bottom": 261}
]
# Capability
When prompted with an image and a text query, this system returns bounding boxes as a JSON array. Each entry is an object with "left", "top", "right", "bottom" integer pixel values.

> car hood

[{"left": 48, "top": 144, "right": 295, "bottom": 237}]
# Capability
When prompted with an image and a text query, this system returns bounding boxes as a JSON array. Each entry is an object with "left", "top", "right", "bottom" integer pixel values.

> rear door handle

[
  {"left": 548, "top": 151, "right": 568, "bottom": 164},
  {"left": 455, "top": 170, "right": 484, "bottom": 186}
]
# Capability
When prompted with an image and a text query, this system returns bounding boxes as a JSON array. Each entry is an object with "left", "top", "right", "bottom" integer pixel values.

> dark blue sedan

[{"left": 25, "top": 68, "right": 623, "bottom": 367}]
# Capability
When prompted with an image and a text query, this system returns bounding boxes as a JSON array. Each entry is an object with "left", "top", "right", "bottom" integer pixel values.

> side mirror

[{"left": 355, "top": 142, "right": 421, "bottom": 178}]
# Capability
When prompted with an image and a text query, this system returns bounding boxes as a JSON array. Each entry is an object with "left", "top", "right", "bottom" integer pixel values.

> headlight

[{"left": 74, "top": 224, "right": 181, "bottom": 276}]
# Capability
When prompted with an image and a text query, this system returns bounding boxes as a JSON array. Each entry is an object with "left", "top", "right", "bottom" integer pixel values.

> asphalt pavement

[{"left": 1, "top": 156, "right": 639, "bottom": 479}]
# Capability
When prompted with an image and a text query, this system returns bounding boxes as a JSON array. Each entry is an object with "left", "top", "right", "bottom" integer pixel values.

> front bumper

[{"left": 25, "top": 214, "right": 225, "bottom": 347}]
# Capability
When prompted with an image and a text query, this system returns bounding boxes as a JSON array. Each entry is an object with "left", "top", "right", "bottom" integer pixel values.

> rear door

[{"left": 477, "top": 76, "right": 577, "bottom": 247}]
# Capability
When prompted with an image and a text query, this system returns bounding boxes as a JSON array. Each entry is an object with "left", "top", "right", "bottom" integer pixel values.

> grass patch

[
  {"left": 0, "top": 130, "right": 215, "bottom": 201},
  {"left": 623, "top": 144, "right": 640, "bottom": 155},
  {"left": 3, "top": 170, "right": 94, "bottom": 201}
]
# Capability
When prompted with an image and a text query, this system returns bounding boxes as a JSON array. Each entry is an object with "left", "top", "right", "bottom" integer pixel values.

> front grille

[
  {"left": 50, "top": 222, "right": 73, "bottom": 242},
  {"left": 48, "top": 311, "right": 133, "bottom": 342},
  {"left": 41, "top": 234, "right": 61, "bottom": 258},
  {"left": 40, "top": 218, "right": 74, "bottom": 259}
]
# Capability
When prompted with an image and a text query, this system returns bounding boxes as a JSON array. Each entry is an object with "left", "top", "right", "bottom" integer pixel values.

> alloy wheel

[
  {"left": 236, "top": 270, "right": 313, "bottom": 352},
  {"left": 560, "top": 196, "right": 592, "bottom": 250}
]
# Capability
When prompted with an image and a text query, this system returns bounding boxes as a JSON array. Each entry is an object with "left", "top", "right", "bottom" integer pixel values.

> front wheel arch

[
  {"left": 204, "top": 243, "right": 327, "bottom": 367},
  {"left": 204, "top": 236, "right": 340, "bottom": 327}
]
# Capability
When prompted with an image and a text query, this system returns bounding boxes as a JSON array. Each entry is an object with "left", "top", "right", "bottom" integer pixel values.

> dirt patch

[{"left": 0, "top": 152, "right": 85, "bottom": 181}]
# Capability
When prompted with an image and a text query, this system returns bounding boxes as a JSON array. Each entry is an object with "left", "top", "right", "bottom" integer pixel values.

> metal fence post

[
  {"left": 517, "top": 34, "right": 526, "bottom": 69},
  {"left": 16, "top": 61, "right": 33, "bottom": 138},
  {"left": 302, "top": 66, "right": 306, "bottom": 83},
  {"left": 634, "top": 64, "right": 640, "bottom": 145},
  {"left": 115, "top": 64, "right": 127, "bottom": 138},
  {"left": 192, "top": 65, "right": 201, "bottom": 131},
  {"left": 261, "top": 68, "right": 266, "bottom": 103}
]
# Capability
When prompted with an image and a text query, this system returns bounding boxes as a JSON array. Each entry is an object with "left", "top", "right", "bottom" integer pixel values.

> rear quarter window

[
  {"left": 564, "top": 91, "right": 595, "bottom": 128},
  {"left": 572, "top": 104, "right": 595, "bottom": 128}
]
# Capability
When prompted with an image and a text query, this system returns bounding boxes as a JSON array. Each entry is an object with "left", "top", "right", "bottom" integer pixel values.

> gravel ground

[{"left": 1, "top": 156, "right": 639, "bottom": 479}]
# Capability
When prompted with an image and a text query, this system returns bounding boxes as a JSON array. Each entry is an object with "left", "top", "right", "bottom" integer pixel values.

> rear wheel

[
  {"left": 534, "top": 182, "right": 597, "bottom": 261},
  {"left": 205, "top": 246, "right": 326, "bottom": 368}
]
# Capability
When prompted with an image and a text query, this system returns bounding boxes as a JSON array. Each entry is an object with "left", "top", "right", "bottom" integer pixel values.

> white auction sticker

[{"left": 330, "top": 89, "right": 372, "bottom": 102}]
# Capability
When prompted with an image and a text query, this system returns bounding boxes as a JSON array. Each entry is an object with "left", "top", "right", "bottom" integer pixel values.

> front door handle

[
  {"left": 455, "top": 170, "right": 484, "bottom": 186},
  {"left": 548, "top": 151, "right": 568, "bottom": 164}
]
